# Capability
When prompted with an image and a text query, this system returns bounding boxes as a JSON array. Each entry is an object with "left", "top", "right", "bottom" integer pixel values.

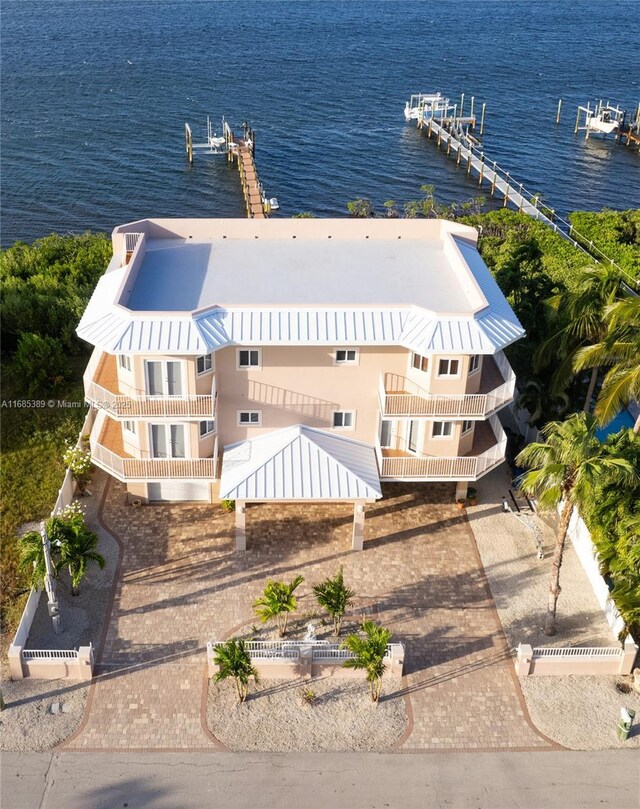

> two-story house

[{"left": 78, "top": 217, "right": 524, "bottom": 549}]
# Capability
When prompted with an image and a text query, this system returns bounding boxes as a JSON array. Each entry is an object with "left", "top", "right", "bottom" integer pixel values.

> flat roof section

[{"left": 124, "top": 238, "right": 472, "bottom": 313}]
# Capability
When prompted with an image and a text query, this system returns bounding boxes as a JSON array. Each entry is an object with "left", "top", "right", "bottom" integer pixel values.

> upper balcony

[
  {"left": 90, "top": 412, "right": 217, "bottom": 481},
  {"left": 376, "top": 416, "right": 507, "bottom": 481},
  {"left": 84, "top": 349, "right": 215, "bottom": 419},
  {"left": 378, "top": 352, "right": 515, "bottom": 420}
]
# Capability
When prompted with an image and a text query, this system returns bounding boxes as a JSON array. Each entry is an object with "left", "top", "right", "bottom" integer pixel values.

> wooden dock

[{"left": 224, "top": 122, "right": 269, "bottom": 219}]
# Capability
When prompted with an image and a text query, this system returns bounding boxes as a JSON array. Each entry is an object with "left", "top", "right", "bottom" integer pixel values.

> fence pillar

[
  {"left": 352, "top": 501, "right": 366, "bottom": 550},
  {"left": 7, "top": 645, "right": 25, "bottom": 680},
  {"left": 299, "top": 645, "right": 313, "bottom": 679},
  {"left": 619, "top": 641, "right": 639, "bottom": 675},
  {"left": 515, "top": 644, "right": 534, "bottom": 676},
  {"left": 389, "top": 643, "right": 405, "bottom": 677},
  {"left": 77, "top": 645, "right": 94, "bottom": 681},
  {"left": 235, "top": 501, "right": 247, "bottom": 551}
]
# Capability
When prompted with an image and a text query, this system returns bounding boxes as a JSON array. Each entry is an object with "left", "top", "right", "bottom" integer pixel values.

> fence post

[
  {"left": 619, "top": 641, "right": 639, "bottom": 675},
  {"left": 7, "top": 645, "right": 25, "bottom": 680},
  {"left": 515, "top": 644, "right": 533, "bottom": 676}
]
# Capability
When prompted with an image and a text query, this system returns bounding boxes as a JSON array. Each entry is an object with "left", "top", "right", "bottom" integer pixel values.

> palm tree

[
  {"left": 516, "top": 412, "right": 637, "bottom": 635},
  {"left": 573, "top": 296, "right": 640, "bottom": 433},
  {"left": 534, "top": 265, "right": 622, "bottom": 410},
  {"left": 313, "top": 566, "right": 356, "bottom": 636},
  {"left": 253, "top": 575, "right": 304, "bottom": 637},
  {"left": 212, "top": 639, "right": 259, "bottom": 703},
  {"left": 51, "top": 516, "right": 105, "bottom": 596},
  {"left": 18, "top": 531, "right": 53, "bottom": 590},
  {"left": 342, "top": 620, "right": 391, "bottom": 703}
]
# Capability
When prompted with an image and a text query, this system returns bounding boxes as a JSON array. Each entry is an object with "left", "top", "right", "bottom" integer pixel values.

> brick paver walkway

[{"left": 64, "top": 480, "right": 552, "bottom": 751}]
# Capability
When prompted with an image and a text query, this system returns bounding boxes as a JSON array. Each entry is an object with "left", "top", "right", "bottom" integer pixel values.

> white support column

[
  {"left": 235, "top": 501, "right": 247, "bottom": 551},
  {"left": 455, "top": 481, "right": 468, "bottom": 501},
  {"left": 352, "top": 501, "right": 366, "bottom": 551}
]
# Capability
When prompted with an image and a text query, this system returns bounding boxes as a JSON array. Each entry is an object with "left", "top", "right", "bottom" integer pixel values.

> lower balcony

[
  {"left": 90, "top": 414, "right": 217, "bottom": 481},
  {"left": 377, "top": 417, "right": 506, "bottom": 481},
  {"left": 84, "top": 350, "right": 215, "bottom": 419}
]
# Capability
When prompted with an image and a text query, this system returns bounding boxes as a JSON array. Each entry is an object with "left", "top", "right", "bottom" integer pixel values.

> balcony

[
  {"left": 90, "top": 412, "right": 217, "bottom": 481},
  {"left": 84, "top": 350, "right": 215, "bottom": 419},
  {"left": 379, "top": 352, "right": 515, "bottom": 419},
  {"left": 376, "top": 416, "right": 507, "bottom": 481}
]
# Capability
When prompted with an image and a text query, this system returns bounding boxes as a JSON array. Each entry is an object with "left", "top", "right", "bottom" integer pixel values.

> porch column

[
  {"left": 455, "top": 481, "right": 468, "bottom": 501},
  {"left": 352, "top": 500, "right": 366, "bottom": 551},
  {"left": 235, "top": 501, "right": 247, "bottom": 551}
]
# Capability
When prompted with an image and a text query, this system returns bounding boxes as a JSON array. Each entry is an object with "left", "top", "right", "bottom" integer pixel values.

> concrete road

[{"left": 2, "top": 751, "right": 639, "bottom": 809}]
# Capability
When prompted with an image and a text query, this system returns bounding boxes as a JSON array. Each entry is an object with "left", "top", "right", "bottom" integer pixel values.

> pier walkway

[{"left": 224, "top": 122, "right": 268, "bottom": 219}]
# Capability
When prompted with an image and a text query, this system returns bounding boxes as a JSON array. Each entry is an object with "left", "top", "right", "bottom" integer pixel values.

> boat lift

[
  {"left": 184, "top": 116, "right": 228, "bottom": 162},
  {"left": 574, "top": 101, "right": 626, "bottom": 139}
]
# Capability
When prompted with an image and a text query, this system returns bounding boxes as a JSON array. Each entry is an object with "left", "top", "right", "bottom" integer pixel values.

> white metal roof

[
  {"left": 76, "top": 219, "right": 525, "bottom": 356},
  {"left": 219, "top": 425, "right": 382, "bottom": 501}
]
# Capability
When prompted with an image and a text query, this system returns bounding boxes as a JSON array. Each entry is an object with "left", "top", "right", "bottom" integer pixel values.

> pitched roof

[{"left": 219, "top": 425, "right": 382, "bottom": 501}]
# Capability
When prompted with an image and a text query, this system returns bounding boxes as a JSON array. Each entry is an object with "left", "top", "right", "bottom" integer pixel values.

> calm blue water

[
  {"left": 1, "top": 0, "right": 639, "bottom": 246},
  {"left": 595, "top": 409, "right": 635, "bottom": 441}
]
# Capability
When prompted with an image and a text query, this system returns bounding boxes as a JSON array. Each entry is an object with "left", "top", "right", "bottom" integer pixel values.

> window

[
  {"left": 412, "top": 353, "right": 429, "bottom": 373},
  {"left": 197, "top": 354, "right": 213, "bottom": 375},
  {"left": 438, "top": 359, "right": 460, "bottom": 377},
  {"left": 335, "top": 348, "right": 358, "bottom": 364},
  {"left": 332, "top": 411, "right": 355, "bottom": 429},
  {"left": 145, "top": 360, "right": 183, "bottom": 396},
  {"left": 237, "top": 349, "right": 261, "bottom": 369},
  {"left": 150, "top": 424, "right": 186, "bottom": 458},
  {"left": 432, "top": 421, "right": 453, "bottom": 438},
  {"left": 119, "top": 355, "right": 131, "bottom": 372},
  {"left": 469, "top": 355, "right": 480, "bottom": 374},
  {"left": 123, "top": 420, "right": 135, "bottom": 434},
  {"left": 380, "top": 420, "right": 392, "bottom": 447},
  {"left": 238, "top": 411, "right": 261, "bottom": 426},
  {"left": 199, "top": 420, "right": 215, "bottom": 437},
  {"left": 461, "top": 420, "right": 473, "bottom": 434}
]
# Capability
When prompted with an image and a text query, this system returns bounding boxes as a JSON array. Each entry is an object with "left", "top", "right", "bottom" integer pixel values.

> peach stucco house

[{"left": 78, "top": 217, "right": 524, "bottom": 549}]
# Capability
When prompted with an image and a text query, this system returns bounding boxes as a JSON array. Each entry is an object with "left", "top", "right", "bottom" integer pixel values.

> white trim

[
  {"left": 461, "top": 419, "right": 474, "bottom": 435},
  {"left": 468, "top": 354, "right": 481, "bottom": 375},
  {"left": 196, "top": 353, "right": 214, "bottom": 375},
  {"left": 411, "top": 352, "right": 429, "bottom": 373},
  {"left": 332, "top": 410, "right": 356, "bottom": 430},
  {"left": 236, "top": 348, "right": 262, "bottom": 370},
  {"left": 237, "top": 410, "right": 262, "bottom": 426},
  {"left": 437, "top": 358, "right": 461, "bottom": 378},
  {"left": 199, "top": 419, "right": 215, "bottom": 437},
  {"left": 123, "top": 420, "right": 136, "bottom": 434},
  {"left": 118, "top": 354, "right": 131, "bottom": 372},
  {"left": 333, "top": 348, "right": 359, "bottom": 365},
  {"left": 432, "top": 421, "right": 454, "bottom": 438}
]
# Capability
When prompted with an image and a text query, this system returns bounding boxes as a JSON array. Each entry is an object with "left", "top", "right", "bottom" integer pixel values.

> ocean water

[{"left": 1, "top": 0, "right": 639, "bottom": 246}]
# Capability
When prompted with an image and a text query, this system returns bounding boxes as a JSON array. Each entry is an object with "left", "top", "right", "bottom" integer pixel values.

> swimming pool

[{"left": 595, "top": 409, "right": 635, "bottom": 442}]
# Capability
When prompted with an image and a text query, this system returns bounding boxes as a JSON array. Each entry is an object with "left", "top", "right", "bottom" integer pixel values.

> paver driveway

[{"left": 64, "top": 480, "right": 552, "bottom": 751}]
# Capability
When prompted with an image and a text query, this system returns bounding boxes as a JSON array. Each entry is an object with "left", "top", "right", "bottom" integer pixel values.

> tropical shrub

[
  {"left": 63, "top": 445, "right": 92, "bottom": 494},
  {"left": 253, "top": 575, "right": 304, "bottom": 637},
  {"left": 342, "top": 620, "right": 391, "bottom": 703},
  {"left": 313, "top": 566, "right": 355, "bottom": 635},
  {"left": 212, "top": 638, "right": 259, "bottom": 703}
]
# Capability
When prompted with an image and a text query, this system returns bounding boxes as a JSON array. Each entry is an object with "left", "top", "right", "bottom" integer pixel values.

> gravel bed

[
  {"left": 468, "top": 466, "right": 614, "bottom": 649},
  {"left": 0, "top": 678, "right": 89, "bottom": 752},
  {"left": 520, "top": 675, "right": 640, "bottom": 750},
  {"left": 1, "top": 470, "right": 117, "bottom": 752},
  {"left": 207, "top": 676, "right": 407, "bottom": 752}
]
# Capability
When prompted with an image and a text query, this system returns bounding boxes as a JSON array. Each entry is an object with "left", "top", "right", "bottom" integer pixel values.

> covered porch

[{"left": 219, "top": 425, "right": 382, "bottom": 551}]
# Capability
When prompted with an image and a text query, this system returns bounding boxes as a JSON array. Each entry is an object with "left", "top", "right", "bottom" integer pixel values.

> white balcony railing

[
  {"left": 91, "top": 440, "right": 216, "bottom": 481},
  {"left": 83, "top": 348, "right": 216, "bottom": 419},
  {"left": 377, "top": 415, "right": 507, "bottom": 481},
  {"left": 378, "top": 353, "right": 515, "bottom": 419}
]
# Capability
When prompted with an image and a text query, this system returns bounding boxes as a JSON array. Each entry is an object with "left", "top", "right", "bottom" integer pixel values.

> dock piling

[
  {"left": 556, "top": 98, "right": 562, "bottom": 124},
  {"left": 480, "top": 103, "right": 486, "bottom": 135}
]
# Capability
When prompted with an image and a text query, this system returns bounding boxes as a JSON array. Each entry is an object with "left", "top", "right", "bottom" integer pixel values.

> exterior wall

[
  {"left": 457, "top": 422, "right": 475, "bottom": 455},
  {"left": 406, "top": 353, "right": 483, "bottom": 396},
  {"left": 215, "top": 345, "right": 408, "bottom": 447}
]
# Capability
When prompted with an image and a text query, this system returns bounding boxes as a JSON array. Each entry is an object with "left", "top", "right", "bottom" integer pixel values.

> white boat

[{"left": 587, "top": 109, "right": 621, "bottom": 135}]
